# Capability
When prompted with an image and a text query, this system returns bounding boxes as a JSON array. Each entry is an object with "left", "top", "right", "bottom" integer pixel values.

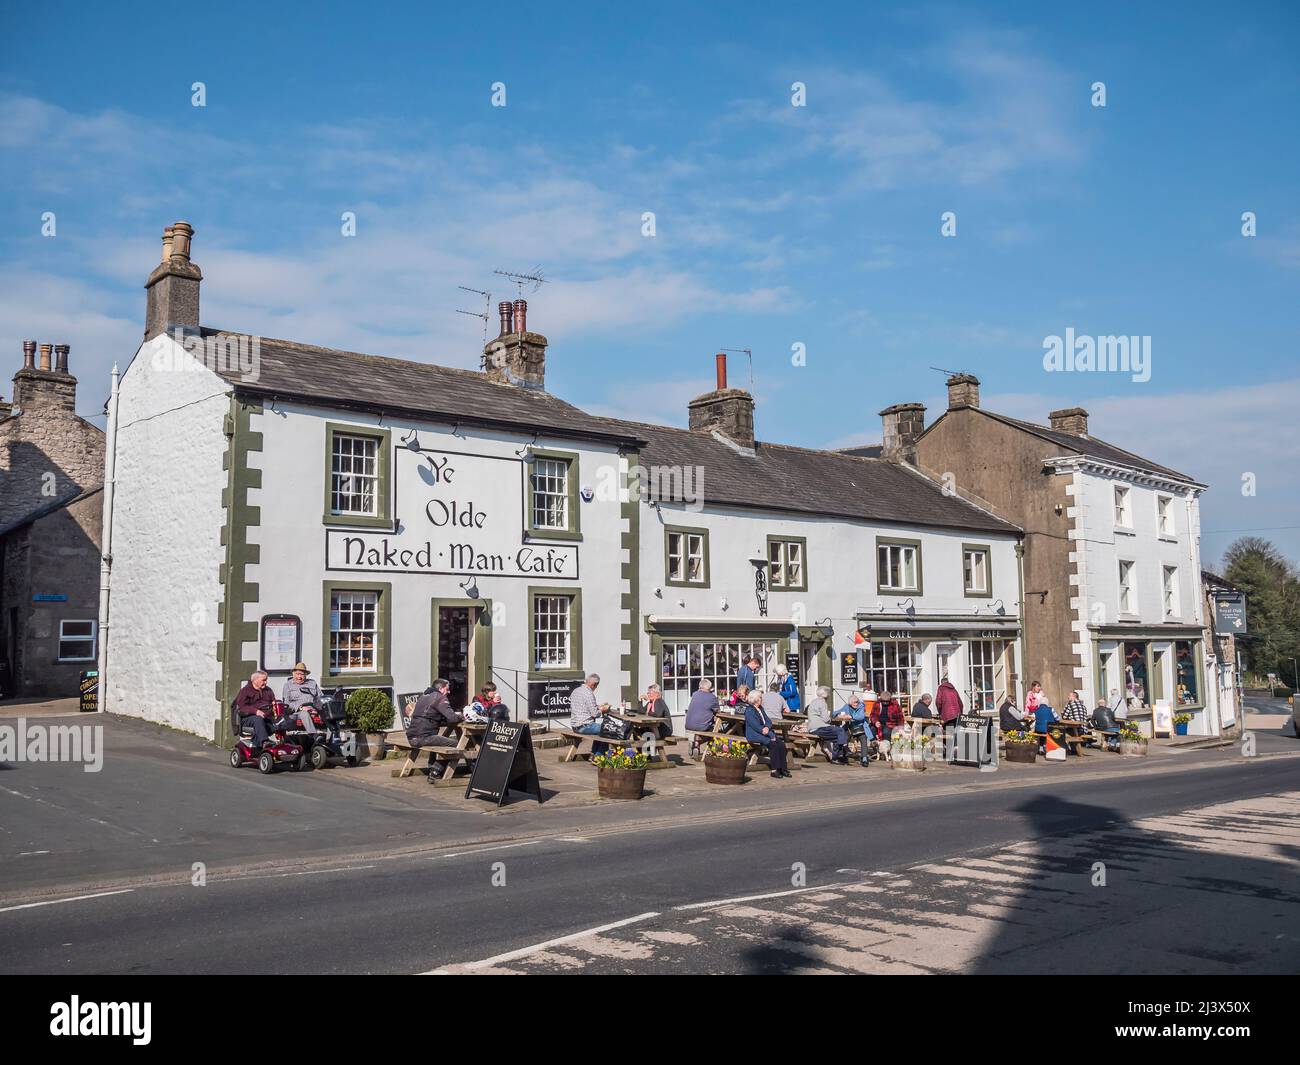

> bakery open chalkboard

[{"left": 464, "top": 720, "right": 542, "bottom": 806}]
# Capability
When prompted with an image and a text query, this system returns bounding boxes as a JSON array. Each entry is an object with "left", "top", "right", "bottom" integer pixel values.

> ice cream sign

[{"left": 325, "top": 447, "right": 579, "bottom": 578}]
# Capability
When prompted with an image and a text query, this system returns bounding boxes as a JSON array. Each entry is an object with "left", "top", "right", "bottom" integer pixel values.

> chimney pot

[
  {"left": 22, "top": 340, "right": 36, "bottom": 369},
  {"left": 715, "top": 352, "right": 728, "bottom": 390},
  {"left": 513, "top": 299, "right": 527, "bottom": 334},
  {"left": 38, "top": 343, "right": 53, "bottom": 371},
  {"left": 498, "top": 301, "right": 514, "bottom": 336},
  {"left": 171, "top": 221, "right": 193, "bottom": 261},
  {"left": 54, "top": 344, "right": 70, "bottom": 373},
  {"left": 946, "top": 372, "right": 980, "bottom": 410},
  {"left": 1049, "top": 407, "right": 1089, "bottom": 436},
  {"left": 161, "top": 225, "right": 175, "bottom": 263}
]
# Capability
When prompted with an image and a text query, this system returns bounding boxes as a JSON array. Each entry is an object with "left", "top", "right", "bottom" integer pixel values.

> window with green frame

[
  {"left": 1174, "top": 639, "right": 1203, "bottom": 708},
  {"left": 322, "top": 580, "right": 393, "bottom": 686},
  {"left": 323, "top": 422, "right": 391, "bottom": 528},
  {"left": 767, "top": 536, "right": 808, "bottom": 591},
  {"left": 962, "top": 543, "right": 992, "bottom": 597},
  {"left": 877, "top": 536, "right": 922, "bottom": 594},
  {"left": 528, "top": 586, "right": 583, "bottom": 679},
  {"left": 527, "top": 449, "right": 581, "bottom": 540},
  {"left": 665, "top": 526, "right": 709, "bottom": 587}
]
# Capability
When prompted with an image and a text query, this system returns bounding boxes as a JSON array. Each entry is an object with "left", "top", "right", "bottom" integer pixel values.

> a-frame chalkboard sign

[{"left": 464, "top": 720, "right": 542, "bottom": 806}]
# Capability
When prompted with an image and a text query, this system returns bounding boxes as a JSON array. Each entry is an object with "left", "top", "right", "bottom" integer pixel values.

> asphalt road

[{"left": 2, "top": 752, "right": 1296, "bottom": 974}]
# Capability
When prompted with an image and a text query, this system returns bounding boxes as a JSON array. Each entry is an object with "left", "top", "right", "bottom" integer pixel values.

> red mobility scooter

[{"left": 229, "top": 700, "right": 308, "bottom": 774}]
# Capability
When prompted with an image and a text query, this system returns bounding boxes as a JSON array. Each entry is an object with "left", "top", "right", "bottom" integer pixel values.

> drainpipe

[
  {"left": 97, "top": 364, "right": 120, "bottom": 714},
  {"left": 1014, "top": 539, "right": 1027, "bottom": 709}
]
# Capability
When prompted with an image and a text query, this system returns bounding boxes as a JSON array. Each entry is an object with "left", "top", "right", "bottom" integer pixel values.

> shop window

[
  {"left": 324, "top": 582, "right": 392, "bottom": 683},
  {"left": 963, "top": 544, "right": 991, "bottom": 597},
  {"left": 1175, "top": 640, "right": 1202, "bottom": 707},
  {"left": 324, "top": 423, "right": 391, "bottom": 528},
  {"left": 877, "top": 538, "right": 922, "bottom": 594},
  {"left": 1123, "top": 641, "right": 1149, "bottom": 706},
  {"left": 968, "top": 639, "right": 1010, "bottom": 713},
  {"left": 659, "top": 640, "right": 780, "bottom": 713},
  {"left": 528, "top": 451, "right": 581, "bottom": 539},
  {"left": 665, "top": 527, "right": 709, "bottom": 587},
  {"left": 57, "top": 620, "right": 97, "bottom": 662},
  {"left": 863, "top": 640, "right": 921, "bottom": 712},
  {"left": 767, "top": 537, "right": 807, "bottom": 591}
]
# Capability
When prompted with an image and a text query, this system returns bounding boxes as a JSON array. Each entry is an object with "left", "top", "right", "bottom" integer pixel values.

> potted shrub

[
  {"left": 1117, "top": 723, "right": 1149, "bottom": 756},
  {"left": 1003, "top": 728, "right": 1037, "bottom": 764},
  {"left": 592, "top": 747, "right": 649, "bottom": 800},
  {"left": 702, "top": 737, "right": 750, "bottom": 785},
  {"left": 345, "top": 688, "right": 395, "bottom": 762},
  {"left": 1173, "top": 712, "right": 1192, "bottom": 737}
]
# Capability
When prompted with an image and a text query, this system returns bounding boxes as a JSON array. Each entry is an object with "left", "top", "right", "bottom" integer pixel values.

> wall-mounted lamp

[
  {"left": 991, "top": 598, "right": 1006, "bottom": 615},
  {"left": 749, "top": 553, "right": 770, "bottom": 618},
  {"left": 401, "top": 428, "right": 421, "bottom": 451},
  {"left": 720, "top": 597, "right": 729, "bottom": 612},
  {"left": 515, "top": 432, "right": 540, "bottom": 462},
  {"left": 897, "top": 597, "right": 916, "bottom": 614},
  {"left": 459, "top": 578, "right": 481, "bottom": 600}
]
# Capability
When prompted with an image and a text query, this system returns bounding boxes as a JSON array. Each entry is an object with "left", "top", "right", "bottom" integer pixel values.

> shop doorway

[{"left": 436, "top": 606, "right": 474, "bottom": 708}]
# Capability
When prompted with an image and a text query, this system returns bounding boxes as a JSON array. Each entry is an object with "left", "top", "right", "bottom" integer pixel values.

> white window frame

[
  {"left": 877, "top": 542, "right": 919, "bottom": 592},
  {"left": 666, "top": 530, "right": 707, "bottom": 585},
  {"left": 57, "top": 619, "right": 97, "bottom": 662},
  {"left": 1157, "top": 494, "right": 1174, "bottom": 537},
  {"left": 1114, "top": 484, "right": 1132, "bottom": 529},
  {"left": 329, "top": 589, "right": 379, "bottom": 674},
  {"left": 531, "top": 457, "right": 570, "bottom": 532},
  {"left": 1119, "top": 559, "right": 1137, "bottom": 615},
  {"left": 331, "top": 433, "right": 379, "bottom": 516},
  {"left": 532, "top": 594, "right": 574, "bottom": 670},
  {"left": 768, "top": 538, "right": 806, "bottom": 590},
  {"left": 963, "top": 547, "right": 989, "bottom": 595},
  {"left": 1162, "top": 565, "right": 1180, "bottom": 620}
]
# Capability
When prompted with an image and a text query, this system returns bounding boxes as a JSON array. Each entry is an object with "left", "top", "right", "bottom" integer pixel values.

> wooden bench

[
  {"left": 388, "top": 727, "right": 481, "bottom": 781},
  {"left": 556, "top": 730, "right": 679, "bottom": 765}
]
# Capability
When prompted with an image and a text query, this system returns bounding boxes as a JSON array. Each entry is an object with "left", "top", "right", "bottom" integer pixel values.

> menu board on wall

[{"left": 261, "top": 615, "right": 302, "bottom": 673}]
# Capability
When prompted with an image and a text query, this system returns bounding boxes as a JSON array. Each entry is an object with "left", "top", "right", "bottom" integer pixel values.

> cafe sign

[{"left": 326, "top": 448, "right": 579, "bottom": 579}]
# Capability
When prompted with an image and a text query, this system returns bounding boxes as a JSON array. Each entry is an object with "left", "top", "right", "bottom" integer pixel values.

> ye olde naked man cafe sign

[{"left": 325, "top": 448, "right": 579, "bottom": 578}]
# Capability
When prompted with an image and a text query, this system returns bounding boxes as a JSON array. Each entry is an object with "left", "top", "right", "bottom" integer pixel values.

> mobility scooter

[
  {"left": 229, "top": 700, "right": 308, "bottom": 774},
  {"left": 299, "top": 689, "right": 359, "bottom": 769}
]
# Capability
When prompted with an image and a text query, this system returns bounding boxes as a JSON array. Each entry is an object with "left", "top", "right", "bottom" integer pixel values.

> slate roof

[
  {"left": 203, "top": 330, "right": 646, "bottom": 448},
  {"left": 587, "top": 417, "right": 1018, "bottom": 534},
  {"left": 197, "top": 328, "right": 1017, "bottom": 535},
  {"left": 929, "top": 408, "right": 1198, "bottom": 485}
]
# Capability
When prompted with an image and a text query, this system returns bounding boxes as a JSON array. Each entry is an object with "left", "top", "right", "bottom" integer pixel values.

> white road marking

[
  {"left": 0, "top": 889, "right": 134, "bottom": 914},
  {"left": 674, "top": 884, "right": 846, "bottom": 911},
  {"left": 432, "top": 839, "right": 543, "bottom": 859},
  {"left": 17, "top": 850, "right": 50, "bottom": 857},
  {"left": 426, "top": 911, "right": 661, "bottom": 973},
  {"left": 216, "top": 864, "right": 377, "bottom": 884}
]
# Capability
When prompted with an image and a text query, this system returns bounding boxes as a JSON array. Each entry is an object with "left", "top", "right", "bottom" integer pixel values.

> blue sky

[{"left": 2, "top": 0, "right": 1298, "bottom": 565}]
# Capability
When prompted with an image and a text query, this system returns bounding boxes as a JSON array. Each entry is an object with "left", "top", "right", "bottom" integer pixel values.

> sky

[{"left": 1, "top": 0, "right": 1297, "bottom": 567}]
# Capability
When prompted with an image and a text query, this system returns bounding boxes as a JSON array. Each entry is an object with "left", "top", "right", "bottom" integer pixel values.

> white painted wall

[
  {"left": 248, "top": 403, "right": 629, "bottom": 722},
  {"left": 637, "top": 500, "right": 1022, "bottom": 722},
  {"left": 103, "top": 334, "right": 230, "bottom": 736}
]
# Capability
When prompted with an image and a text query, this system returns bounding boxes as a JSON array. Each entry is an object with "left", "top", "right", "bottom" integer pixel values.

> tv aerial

[
  {"left": 456, "top": 285, "right": 491, "bottom": 345},
  {"left": 493, "top": 266, "right": 548, "bottom": 299}
]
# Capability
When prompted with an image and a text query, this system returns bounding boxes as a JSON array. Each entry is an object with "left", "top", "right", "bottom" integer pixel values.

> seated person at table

[
  {"left": 762, "top": 680, "right": 791, "bottom": 719},
  {"left": 685, "top": 679, "right": 721, "bottom": 732},
  {"left": 406, "top": 679, "right": 462, "bottom": 783},
  {"left": 1032, "top": 699, "right": 1059, "bottom": 734},
  {"left": 233, "top": 670, "right": 278, "bottom": 748},
  {"left": 639, "top": 683, "right": 673, "bottom": 740},
  {"left": 999, "top": 696, "right": 1026, "bottom": 733},
  {"left": 568, "top": 673, "right": 612, "bottom": 755},
  {"left": 912, "top": 692, "right": 935, "bottom": 720},
  {"left": 728, "top": 683, "right": 750, "bottom": 708},
  {"left": 744, "top": 691, "right": 789, "bottom": 779},
  {"left": 871, "top": 689, "right": 905, "bottom": 741},
  {"left": 803, "top": 685, "right": 849, "bottom": 764},
  {"left": 838, "top": 694, "right": 874, "bottom": 766},
  {"left": 1061, "top": 691, "right": 1089, "bottom": 723},
  {"left": 1090, "top": 700, "right": 1119, "bottom": 731}
]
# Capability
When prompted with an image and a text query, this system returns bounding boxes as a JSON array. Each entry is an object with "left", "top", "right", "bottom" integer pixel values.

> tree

[{"left": 1223, "top": 537, "right": 1300, "bottom": 686}]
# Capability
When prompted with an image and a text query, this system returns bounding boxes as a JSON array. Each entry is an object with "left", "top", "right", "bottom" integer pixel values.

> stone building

[
  {"left": 0, "top": 342, "right": 104, "bottom": 698},
  {"left": 848, "top": 373, "right": 1216, "bottom": 737}
]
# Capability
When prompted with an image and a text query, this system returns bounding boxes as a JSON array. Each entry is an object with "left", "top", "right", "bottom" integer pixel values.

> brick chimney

[
  {"left": 879, "top": 402, "right": 926, "bottom": 463},
  {"left": 946, "top": 372, "right": 980, "bottom": 410},
  {"left": 1049, "top": 407, "right": 1089, "bottom": 436},
  {"left": 687, "top": 353, "right": 755, "bottom": 450},
  {"left": 11, "top": 340, "right": 78, "bottom": 412},
  {"left": 144, "top": 220, "right": 202, "bottom": 340},
  {"left": 483, "top": 299, "right": 546, "bottom": 389}
]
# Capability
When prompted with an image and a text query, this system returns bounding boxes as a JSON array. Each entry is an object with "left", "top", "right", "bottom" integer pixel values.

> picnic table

[
  {"left": 695, "top": 710, "right": 814, "bottom": 763},
  {"left": 387, "top": 721, "right": 487, "bottom": 784},
  {"left": 555, "top": 709, "right": 680, "bottom": 766}
]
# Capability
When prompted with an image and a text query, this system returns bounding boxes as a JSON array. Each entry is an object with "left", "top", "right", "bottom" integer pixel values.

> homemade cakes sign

[{"left": 325, "top": 447, "right": 579, "bottom": 578}]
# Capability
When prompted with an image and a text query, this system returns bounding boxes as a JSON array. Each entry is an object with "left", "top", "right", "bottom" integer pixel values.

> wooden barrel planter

[
  {"left": 703, "top": 754, "right": 748, "bottom": 785},
  {"left": 596, "top": 767, "right": 647, "bottom": 800},
  {"left": 1004, "top": 743, "right": 1037, "bottom": 764},
  {"left": 1118, "top": 740, "right": 1149, "bottom": 757}
]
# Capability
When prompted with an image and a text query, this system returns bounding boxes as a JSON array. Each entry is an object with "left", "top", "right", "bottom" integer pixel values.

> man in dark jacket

[
  {"left": 406, "top": 679, "right": 461, "bottom": 782},
  {"left": 936, "top": 678, "right": 964, "bottom": 733},
  {"left": 233, "top": 670, "right": 278, "bottom": 747}
]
